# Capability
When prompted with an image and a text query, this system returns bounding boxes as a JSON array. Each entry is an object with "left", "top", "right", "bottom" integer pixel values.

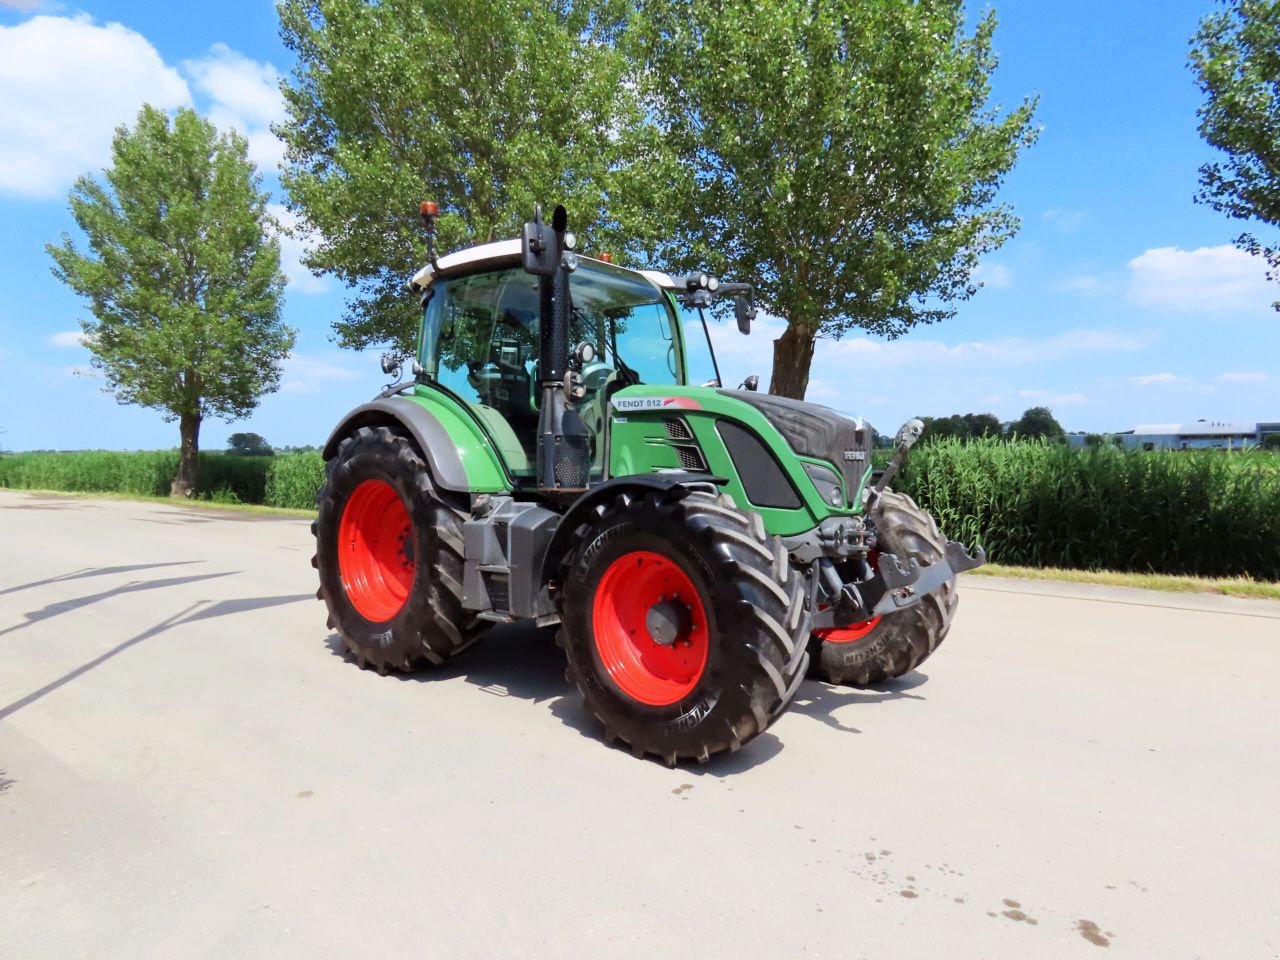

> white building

[{"left": 1121, "top": 420, "right": 1279, "bottom": 451}]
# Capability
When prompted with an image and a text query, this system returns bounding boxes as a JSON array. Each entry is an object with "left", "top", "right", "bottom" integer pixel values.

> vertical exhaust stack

[{"left": 522, "top": 204, "right": 591, "bottom": 492}]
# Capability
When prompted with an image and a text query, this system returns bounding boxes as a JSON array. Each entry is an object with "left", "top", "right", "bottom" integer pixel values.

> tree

[
  {"left": 920, "top": 411, "right": 1003, "bottom": 442},
  {"left": 276, "top": 0, "right": 654, "bottom": 354},
  {"left": 1261, "top": 432, "right": 1280, "bottom": 449},
  {"left": 47, "top": 106, "right": 292, "bottom": 497},
  {"left": 629, "top": 0, "right": 1038, "bottom": 398},
  {"left": 227, "top": 432, "right": 274, "bottom": 457},
  {"left": 1191, "top": 0, "right": 1280, "bottom": 303},
  {"left": 1009, "top": 406, "right": 1065, "bottom": 442}
]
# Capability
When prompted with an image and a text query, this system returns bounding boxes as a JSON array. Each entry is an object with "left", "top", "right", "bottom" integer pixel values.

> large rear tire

[
  {"left": 313, "top": 425, "right": 486, "bottom": 673},
  {"left": 811, "top": 489, "right": 957, "bottom": 687},
  {"left": 557, "top": 488, "right": 811, "bottom": 765}
]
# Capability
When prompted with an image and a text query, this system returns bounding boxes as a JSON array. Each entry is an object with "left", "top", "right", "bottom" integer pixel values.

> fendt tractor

[{"left": 313, "top": 202, "right": 984, "bottom": 764}]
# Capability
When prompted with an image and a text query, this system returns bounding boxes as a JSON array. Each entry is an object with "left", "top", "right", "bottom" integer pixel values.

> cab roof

[{"left": 408, "top": 239, "right": 677, "bottom": 292}]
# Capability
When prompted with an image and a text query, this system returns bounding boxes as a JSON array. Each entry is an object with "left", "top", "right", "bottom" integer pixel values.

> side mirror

[
  {"left": 734, "top": 295, "right": 756, "bottom": 334},
  {"left": 740, "top": 374, "right": 759, "bottom": 392}
]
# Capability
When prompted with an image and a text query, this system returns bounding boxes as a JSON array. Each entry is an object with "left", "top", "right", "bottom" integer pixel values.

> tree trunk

[
  {"left": 770, "top": 322, "right": 817, "bottom": 399},
  {"left": 171, "top": 412, "right": 201, "bottom": 498}
]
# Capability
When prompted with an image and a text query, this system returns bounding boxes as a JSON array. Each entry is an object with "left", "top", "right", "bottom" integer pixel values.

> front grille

[
  {"left": 664, "top": 418, "right": 693, "bottom": 440},
  {"left": 675, "top": 445, "right": 707, "bottom": 471}
]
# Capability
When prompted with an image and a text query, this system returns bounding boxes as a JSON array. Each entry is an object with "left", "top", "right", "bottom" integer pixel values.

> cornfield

[
  {"left": 896, "top": 439, "right": 1280, "bottom": 581},
  {"left": 3, "top": 442, "right": 1278, "bottom": 580}
]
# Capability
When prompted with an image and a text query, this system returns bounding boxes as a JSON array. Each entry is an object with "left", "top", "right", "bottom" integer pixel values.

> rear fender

[{"left": 322, "top": 398, "right": 469, "bottom": 492}]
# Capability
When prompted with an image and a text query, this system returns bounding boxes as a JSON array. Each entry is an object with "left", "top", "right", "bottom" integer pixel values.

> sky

[{"left": 0, "top": 0, "right": 1276, "bottom": 452}]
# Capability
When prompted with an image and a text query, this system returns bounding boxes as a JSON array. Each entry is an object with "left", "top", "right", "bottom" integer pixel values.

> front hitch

[{"left": 811, "top": 540, "right": 986, "bottom": 628}]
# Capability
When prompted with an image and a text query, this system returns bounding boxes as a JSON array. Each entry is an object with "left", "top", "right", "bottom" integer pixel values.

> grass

[
  {"left": 5, "top": 488, "right": 316, "bottom": 518},
  {"left": 971, "top": 562, "right": 1280, "bottom": 601}
]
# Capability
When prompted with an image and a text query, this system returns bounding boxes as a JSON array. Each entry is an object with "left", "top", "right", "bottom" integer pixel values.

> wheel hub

[{"left": 645, "top": 597, "right": 692, "bottom": 647}]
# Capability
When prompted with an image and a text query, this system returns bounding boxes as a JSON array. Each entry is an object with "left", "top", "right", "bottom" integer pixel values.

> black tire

[
  {"left": 811, "top": 489, "right": 958, "bottom": 687},
  {"left": 557, "top": 487, "right": 811, "bottom": 765},
  {"left": 313, "top": 425, "right": 486, "bottom": 673}
]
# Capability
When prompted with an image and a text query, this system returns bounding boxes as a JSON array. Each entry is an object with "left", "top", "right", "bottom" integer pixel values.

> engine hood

[{"left": 718, "top": 390, "right": 874, "bottom": 503}]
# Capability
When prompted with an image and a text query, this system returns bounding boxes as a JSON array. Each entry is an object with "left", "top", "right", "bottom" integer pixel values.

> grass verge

[
  {"left": 971, "top": 562, "right": 1280, "bottom": 601},
  {"left": 3, "top": 489, "right": 316, "bottom": 518}
]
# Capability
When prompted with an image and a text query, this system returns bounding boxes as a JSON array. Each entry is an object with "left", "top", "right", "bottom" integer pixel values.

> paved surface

[{"left": 1, "top": 490, "right": 1277, "bottom": 959}]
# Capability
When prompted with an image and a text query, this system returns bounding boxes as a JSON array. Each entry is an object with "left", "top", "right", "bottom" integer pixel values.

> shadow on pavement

[
  {"left": 0, "top": 561, "right": 202, "bottom": 598},
  {"left": 0, "top": 572, "right": 237, "bottom": 638},
  {"left": 0, "top": 769, "right": 14, "bottom": 795},
  {"left": 322, "top": 622, "right": 788, "bottom": 774},
  {"left": 0, "top": 591, "right": 313, "bottom": 720},
  {"left": 787, "top": 673, "right": 929, "bottom": 733}
]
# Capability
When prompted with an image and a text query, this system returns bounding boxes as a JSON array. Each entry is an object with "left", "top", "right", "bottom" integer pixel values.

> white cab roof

[{"left": 409, "top": 239, "right": 677, "bottom": 292}]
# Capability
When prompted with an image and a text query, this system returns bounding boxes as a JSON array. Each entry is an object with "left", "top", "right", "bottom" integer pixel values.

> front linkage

[{"left": 787, "top": 418, "right": 986, "bottom": 634}]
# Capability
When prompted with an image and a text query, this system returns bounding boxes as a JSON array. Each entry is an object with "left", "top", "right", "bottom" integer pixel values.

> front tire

[
  {"left": 811, "top": 489, "right": 958, "bottom": 687},
  {"left": 558, "top": 488, "right": 811, "bottom": 765},
  {"left": 313, "top": 425, "right": 486, "bottom": 673}
]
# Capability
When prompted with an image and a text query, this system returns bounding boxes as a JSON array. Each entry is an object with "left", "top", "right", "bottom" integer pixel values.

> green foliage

[
  {"left": 1191, "top": 0, "right": 1280, "bottom": 298},
  {"left": 1261, "top": 432, "right": 1280, "bottom": 449},
  {"left": 920, "top": 412, "right": 1003, "bottom": 442},
  {"left": 0, "top": 451, "right": 268, "bottom": 503},
  {"left": 629, "top": 0, "right": 1038, "bottom": 397},
  {"left": 897, "top": 439, "right": 1280, "bottom": 580},
  {"left": 264, "top": 452, "right": 325, "bottom": 508},
  {"left": 276, "top": 0, "right": 650, "bottom": 354},
  {"left": 227, "top": 432, "right": 274, "bottom": 456},
  {"left": 1008, "top": 406, "right": 1065, "bottom": 442},
  {"left": 46, "top": 106, "right": 292, "bottom": 495}
]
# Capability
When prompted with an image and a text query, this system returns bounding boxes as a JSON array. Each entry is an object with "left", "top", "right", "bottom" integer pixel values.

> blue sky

[{"left": 0, "top": 0, "right": 1275, "bottom": 452}]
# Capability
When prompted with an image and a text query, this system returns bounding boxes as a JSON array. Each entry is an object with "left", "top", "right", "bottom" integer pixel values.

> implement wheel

[
  {"left": 313, "top": 425, "right": 486, "bottom": 672},
  {"left": 810, "top": 489, "right": 957, "bottom": 687},
  {"left": 558, "top": 488, "right": 811, "bottom": 765}
]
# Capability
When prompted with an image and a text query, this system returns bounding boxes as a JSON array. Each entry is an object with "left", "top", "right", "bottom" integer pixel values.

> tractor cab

[{"left": 409, "top": 242, "right": 720, "bottom": 487}]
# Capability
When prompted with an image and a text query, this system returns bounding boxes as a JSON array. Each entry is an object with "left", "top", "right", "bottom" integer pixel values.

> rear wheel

[
  {"left": 558, "top": 488, "right": 811, "bottom": 765},
  {"left": 811, "top": 489, "right": 957, "bottom": 687},
  {"left": 313, "top": 425, "right": 486, "bottom": 672}
]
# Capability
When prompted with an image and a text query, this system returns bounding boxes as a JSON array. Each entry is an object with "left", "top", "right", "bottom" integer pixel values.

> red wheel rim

[
  {"left": 591, "top": 550, "right": 709, "bottom": 706},
  {"left": 338, "top": 479, "right": 414, "bottom": 622},
  {"left": 815, "top": 617, "right": 881, "bottom": 644}
]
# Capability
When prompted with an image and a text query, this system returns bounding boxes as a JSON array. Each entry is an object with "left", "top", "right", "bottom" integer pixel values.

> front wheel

[
  {"left": 810, "top": 489, "right": 958, "bottom": 687},
  {"left": 557, "top": 488, "right": 811, "bottom": 765},
  {"left": 313, "top": 425, "right": 486, "bottom": 673}
]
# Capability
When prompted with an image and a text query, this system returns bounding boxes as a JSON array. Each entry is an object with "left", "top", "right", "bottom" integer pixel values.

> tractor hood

[{"left": 718, "top": 390, "right": 874, "bottom": 501}]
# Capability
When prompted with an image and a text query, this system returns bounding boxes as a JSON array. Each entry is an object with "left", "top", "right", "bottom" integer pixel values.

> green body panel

[
  {"left": 408, "top": 384, "right": 514, "bottom": 493},
  {"left": 607, "top": 383, "right": 864, "bottom": 537}
]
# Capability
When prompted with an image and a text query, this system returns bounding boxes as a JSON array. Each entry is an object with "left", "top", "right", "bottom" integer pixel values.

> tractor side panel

[{"left": 607, "top": 385, "right": 856, "bottom": 537}]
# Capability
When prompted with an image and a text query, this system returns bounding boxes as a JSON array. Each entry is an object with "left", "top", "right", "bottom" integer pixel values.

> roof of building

[{"left": 1132, "top": 421, "right": 1257, "bottom": 436}]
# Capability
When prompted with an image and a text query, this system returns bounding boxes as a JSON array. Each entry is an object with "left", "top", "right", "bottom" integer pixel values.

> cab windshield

[{"left": 419, "top": 259, "right": 684, "bottom": 479}]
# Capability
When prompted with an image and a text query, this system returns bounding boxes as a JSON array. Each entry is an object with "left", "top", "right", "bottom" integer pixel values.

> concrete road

[{"left": 1, "top": 491, "right": 1277, "bottom": 959}]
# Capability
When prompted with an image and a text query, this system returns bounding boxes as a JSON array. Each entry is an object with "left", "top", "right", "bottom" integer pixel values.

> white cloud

[
  {"left": 1218, "top": 371, "right": 1269, "bottom": 383},
  {"left": 1043, "top": 208, "right": 1086, "bottom": 231},
  {"left": 183, "top": 44, "right": 286, "bottom": 172},
  {"left": 1126, "top": 244, "right": 1274, "bottom": 313},
  {"left": 0, "top": 15, "right": 191, "bottom": 199},
  {"left": 281, "top": 353, "right": 363, "bottom": 393},
  {"left": 1131, "top": 372, "right": 1187, "bottom": 386},
  {"left": 268, "top": 204, "right": 327, "bottom": 294},
  {"left": 0, "top": 1, "right": 42, "bottom": 12},
  {"left": 973, "top": 262, "right": 1013, "bottom": 289},
  {"left": 48, "top": 330, "right": 87, "bottom": 347}
]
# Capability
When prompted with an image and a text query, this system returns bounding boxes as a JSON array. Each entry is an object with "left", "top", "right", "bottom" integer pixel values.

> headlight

[{"left": 803, "top": 461, "right": 845, "bottom": 507}]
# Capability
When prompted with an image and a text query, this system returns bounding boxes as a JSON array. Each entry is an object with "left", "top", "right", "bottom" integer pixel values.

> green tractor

[{"left": 313, "top": 203, "right": 983, "bottom": 764}]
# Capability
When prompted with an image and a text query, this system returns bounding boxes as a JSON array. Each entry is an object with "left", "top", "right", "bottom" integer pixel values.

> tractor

[{"left": 312, "top": 203, "right": 984, "bottom": 764}]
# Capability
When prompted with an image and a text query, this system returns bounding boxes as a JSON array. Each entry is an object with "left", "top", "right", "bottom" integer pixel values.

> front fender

[{"left": 322, "top": 397, "right": 471, "bottom": 492}]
